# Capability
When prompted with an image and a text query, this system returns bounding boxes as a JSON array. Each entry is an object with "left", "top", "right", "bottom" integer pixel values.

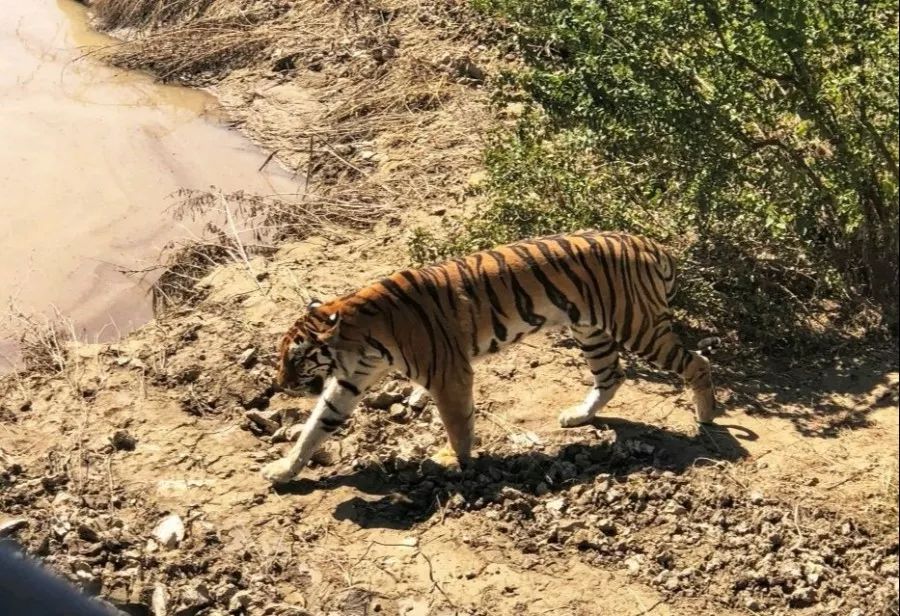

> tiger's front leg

[
  {"left": 261, "top": 377, "right": 364, "bottom": 484},
  {"left": 429, "top": 373, "right": 476, "bottom": 471}
]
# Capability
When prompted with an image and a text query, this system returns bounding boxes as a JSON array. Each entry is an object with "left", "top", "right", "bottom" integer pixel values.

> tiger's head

[{"left": 276, "top": 299, "right": 341, "bottom": 396}]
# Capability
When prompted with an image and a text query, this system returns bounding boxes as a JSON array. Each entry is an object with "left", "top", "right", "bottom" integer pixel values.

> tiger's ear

[
  {"left": 314, "top": 311, "right": 341, "bottom": 344},
  {"left": 307, "top": 299, "right": 323, "bottom": 311}
]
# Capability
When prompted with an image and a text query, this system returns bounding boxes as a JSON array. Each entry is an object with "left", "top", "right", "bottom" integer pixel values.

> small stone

[
  {"left": 546, "top": 498, "right": 566, "bottom": 516},
  {"left": 556, "top": 518, "right": 584, "bottom": 534},
  {"left": 364, "top": 384, "right": 404, "bottom": 409},
  {"left": 229, "top": 590, "right": 252, "bottom": 613},
  {"left": 509, "top": 432, "right": 542, "bottom": 447},
  {"left": 605, "top": 488, "right": 623, "bottom": 503},
  {"left": 788, "top": 586, "right": 816, "bottom": 607},
  {"left": 388, "top": 403, "right": 408, "bottom": 422},
  {"left": 744, "top": 597, "right": 762, "bottom": 611},
  {"left": 664, "top": 502, "right": 687, "bottom": 516},
  {"left": 76, "top": 523, "right": 100, "bottom": 543},
  {"left": 624, "top": 557, "right": 642, "bottom": 576},
  {"left": 749, "top": 491, "right": 764, "bottom": 505},
  {"left": 310, "top": 446, "right": 337, "bottom": 467},
  {"left": 407, "top": 387, "right": 430, "bottom": 410},
  {"left": 238, "top": 348, "right": 257, "bottom": 368},
  {"left": 110, "top": 430, "right": 137, "bottom": 451},
  {"left": 152, "top": 514, "right": 185, "bottom": 549},
  {"left": 179, "top": 583, "right": 212, "bottom": 614},
  {"left": 245, "top": 409, "right": 280, "bottom": 435},
  {"left": 0, "top": 517, "right": 28, "bottom": 538},
  {"left": 400, "top": 536, "right": 418, "bottom": 547},
  {"left": 597, "top": 518, "right": 617, "bottom": 535},
  {"left": 152, "top": 584, "right": 168, "bottom": 616}
]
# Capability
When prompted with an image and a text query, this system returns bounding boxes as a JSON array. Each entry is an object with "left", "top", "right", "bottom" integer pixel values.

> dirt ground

[
  {"left": 2, "top": 1, "right": 899, "bottom": 615},
  {"left": 2, "top": 236, "right": 898, "bottom": 616}
]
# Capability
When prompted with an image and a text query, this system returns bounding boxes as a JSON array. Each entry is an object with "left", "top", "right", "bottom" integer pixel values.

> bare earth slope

[{"left": 1, "top": 1, "right": 898, "bottom": 615}]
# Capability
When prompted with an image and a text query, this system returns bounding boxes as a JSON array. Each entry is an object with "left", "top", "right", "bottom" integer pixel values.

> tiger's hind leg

[
  {"left": 429, "top": 374, "right": 476, "bottom": 470},
  {"left": 628, "top": 321, "right": 718, "bottom": 424},
  {"left": 559, "top": 327, "right": 624, "bottom": 428}
]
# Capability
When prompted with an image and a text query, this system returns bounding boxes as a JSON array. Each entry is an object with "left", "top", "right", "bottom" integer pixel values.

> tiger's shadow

[{"left": 276, "top": 417, "right": 754, "bottom": 530}]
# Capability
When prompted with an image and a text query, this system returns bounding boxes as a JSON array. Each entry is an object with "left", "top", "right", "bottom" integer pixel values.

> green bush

[{"left": 413, "top": 0, "right": 898, "bottom": 346}]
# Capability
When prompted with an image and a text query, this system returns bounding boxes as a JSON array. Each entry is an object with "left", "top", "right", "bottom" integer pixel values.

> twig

[
  {"left": 418, "top": 548, "right": 455, "bottom": 607},
  {"left": 257, "top": 149, "right": 281, "bottom": 172}
]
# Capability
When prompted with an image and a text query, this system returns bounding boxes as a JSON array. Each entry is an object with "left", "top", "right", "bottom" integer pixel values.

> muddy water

[{"left": 0, "top": 0, "right": 298, "bottom": 370}]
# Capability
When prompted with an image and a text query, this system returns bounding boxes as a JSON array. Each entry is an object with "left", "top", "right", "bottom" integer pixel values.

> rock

[
  {"left": 110, "top": 430, "right": 137, "bottom": 451},
  {"left": 749, "top": 491, "right": 765, "bottom": 505},
  {"left": 310, "top": 446, "right": 337, "bottom": 467},
  {"left": 597, "top": 518, "right": 617, "bottom": 536},
  {"left": 744, "top": 597, "right": 762, "bottom": 611},
  {"left": 177, "top": 583, "right": 212, "bottom": 616},
  {"left": 624, "top": 556, "right": 642, "bottom": 576},
  {"left": 663, "top": 502, "right": 687, "bottom": 516},
  {"left": 152, "top": 514, "right": 185, "bottom": 549},
  {"left": 454, "top": 57, "right": 485, "bottom": 82},
  {"left": 245, "top": 409, "right": 281, "bottom": 435},
  {"left": 546, "top": 498, "right": 566, "bottom": 516},
  {"left": 76, "top": 523, "right": 100, "bottom": 543},
  {"left": 509, "top": 431, "right": 542, "bottom": 447},
  {"left": 407, "top": 387, "right": 430, "bottom": 410},
  {"left": 0, "top": 517, "right": 28, "bottom": 538},
  {"left": 388, "top": 403, "right": 408, "bottom": 422},
  {"left": 364, "top": 383, "right": 404, "bottom": 409},
  {"left": 238, "top": 348, "right": 258, "bottom": 368},
  {"left": 788, "top": 586, "right": 816, "bottom": 607},
  {"left": 152, "top": 584, "right": 168, "bottom": 616},
  {"left": 229, "top": 590, "right": 252, "bottom": 613},
  {"left": 664, "top": 576, "right": 681, "bottom": 591}
]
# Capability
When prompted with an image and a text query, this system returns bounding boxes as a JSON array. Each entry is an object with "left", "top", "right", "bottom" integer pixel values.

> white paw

[
  {"left": 260, "top": 458, "right": 298, "bottom": 484},
  {"left": 558, "top": 405, "right": 595, "bottom": 428}
]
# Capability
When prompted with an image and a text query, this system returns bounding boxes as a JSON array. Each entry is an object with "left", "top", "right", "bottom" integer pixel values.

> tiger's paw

[
  {"left": 428, "top": 446, "right": 461, "bottom": 471},
  {"left": 558, "top": 405, "right": 595, "bottom": 428},
  {"left": 261, "top": 458, "right": 298, "bottom": 484}
]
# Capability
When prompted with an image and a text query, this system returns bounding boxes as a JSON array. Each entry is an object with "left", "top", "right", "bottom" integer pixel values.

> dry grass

[
  {"left": 92, "top": 0, "right": 221, "bottom": 30},
  {"left": 91, "top": 0, "right": 496, "bottom": 206},
  {"left": 144, "top": 188, "right": 397, "bottom": 314},
  {"left": 4, "top": 307, "right": 75, "bottom": 376}
]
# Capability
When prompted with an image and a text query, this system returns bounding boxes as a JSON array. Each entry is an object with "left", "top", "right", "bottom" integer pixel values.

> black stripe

[
  {"left": 452, "top": 259, "right": 483, "bottom": 309},
  {"left": 582, "top": 235, "right": 617, "bottom": 334},
  {"left": 532, "top": 239, "right": 596, "bottom": 325},
  {"left": 580, "top": 338, "right": 615, "bottom": 354},
  {"left": 337, "top": 379, "right": 360, "bottom": 395},
  {"left": 594, "top": 373, "right": 622, "bottom": 389},
  {"left": 488, "top": 251, "right": 546, "bottom": 330},
  {"left": 509, "top": 246, "right": 580, "bottom": 323},
  {"left": 364, "top": 335, "right": 393, "bottom": 363},
  {"left": 380, "top": 278, "right": 443, "bottom": 389},
  {"left": 551, "top": 237, "right": 600, "bottom": 326}
]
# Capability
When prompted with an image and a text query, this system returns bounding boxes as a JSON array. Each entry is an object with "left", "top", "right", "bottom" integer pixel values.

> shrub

[{"left": 414, "top": 0, "right": 899, "bottom": 347}]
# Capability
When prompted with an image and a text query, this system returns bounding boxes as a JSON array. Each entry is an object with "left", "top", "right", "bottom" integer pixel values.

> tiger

[{"left": 261, "top": 231, "right": 719, "bottom": 484}]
